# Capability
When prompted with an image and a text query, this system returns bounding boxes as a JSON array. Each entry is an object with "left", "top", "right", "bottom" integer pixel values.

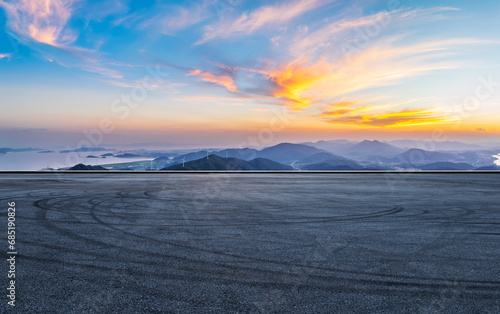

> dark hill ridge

[
  {"left": 164, "top": 150, "right": 210, "bottom": 164},
  {"left": 297, "top": 152, "right": 360, "bottom": 168},
  {"left": 162, "top": 154, "right": 293, "bottom": 171},
  {"left": 256, "top": 143, "right": 326, "bottom": 163},
  {"left": 68, "top": 164, "right": 108, "bottom": 170},
  {"left": 302, "top": 156, "right": 364, "bottom": 170},
  {"left": 213, "top": 148, "right": 259, "bottom": 160},
  {"left": 302, "top": 163, "right": 360, "bottom": 171},
  {"left": 152, "top": 141, "right": 499, "bottom": 171},
  {"left": 162, "top": 143, "right": 327, "bottom": 166}
]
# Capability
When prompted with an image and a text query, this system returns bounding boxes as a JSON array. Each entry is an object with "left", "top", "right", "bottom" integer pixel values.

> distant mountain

[
  {"left": 395, "top": 149, "right": 459, "bottom": 165},
  {"left": 162, "top": 154, "right": 292, "bottom": 170},
  {"left": 388, "top": 140, "right": 484, "bottom": 151},
  {"left": 302, "top": 140, "right": 357, "bottom": 154},
  {"left": 38, "top": 150, "right": 55, "bottom": 153},
  {"left": 0, "top": 147, "right": 41, "bottom": 154},
  {"left": 246, "top": 158, "right": 293, "bottom": 170},
  {"left": 298, "top": 152, "right": 341, "bottom": 164},
  {"left": 86, "top": 155, "right": 99, "bottom": 158},
  {"left": 344, "top": 140, "right": 403, "bottom": 160},
  {"left": 298, "top": 152, "right": 361, "bottom": 168},
  {"left": 302, "top": 155, "right": 364, "bottom": 170},
  {"left": 101, "top": 153, "right": 114, "bottom": 157},
  {"left": 213, "top": 148, "right": 259, "bottom": 160},
  {"left": 257, "top": 143, "right": 326, "bottom": 164},
  {"left": 168, "top": 151, "right": 211, "bottom": 164},
  {"left": 68, "top": 164, "right": 108, "bottom": 170},
  {"left": 418, "top": 162, "right": 474, "bottom": 170}
]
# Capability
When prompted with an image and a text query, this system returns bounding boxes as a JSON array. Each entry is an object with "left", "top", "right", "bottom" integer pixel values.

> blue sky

[{"left": 0, "top": 0, "right": 499, "bottom": 148}]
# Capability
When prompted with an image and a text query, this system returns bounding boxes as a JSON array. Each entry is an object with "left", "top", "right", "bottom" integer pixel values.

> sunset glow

[{"left": 1, "top": 0, "right": 499, "bottom": 147}]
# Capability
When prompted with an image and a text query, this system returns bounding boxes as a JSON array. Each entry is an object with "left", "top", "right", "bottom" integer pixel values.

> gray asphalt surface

[{"left": 1, "top": 173, "right": 499, "bottom": 313}]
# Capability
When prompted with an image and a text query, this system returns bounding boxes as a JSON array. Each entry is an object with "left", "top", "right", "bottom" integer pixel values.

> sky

[{"left": 0, "top": 0, "right": 499, "bottom": 149}]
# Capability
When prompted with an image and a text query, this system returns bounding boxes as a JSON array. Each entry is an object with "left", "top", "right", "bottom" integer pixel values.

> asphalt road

[{"left": 1, "top": 173, "right": 499, "bottom": 313}]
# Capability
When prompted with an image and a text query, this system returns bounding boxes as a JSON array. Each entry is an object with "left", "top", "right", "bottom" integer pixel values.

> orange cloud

[
  {"left": 0, "top": 0, "right": 77, "bottom": 46},
  {"left": 189, "top": 69, "right": 238, "bottom": 92},
  {"left": 246, "top": 33, "right": 476, "bottom": 113},
  {"left": 323, "top": 105, "right": 454, "bottom": 127},
  {"left": 263, "top": 59, "right": 331, "bottom": 109}
]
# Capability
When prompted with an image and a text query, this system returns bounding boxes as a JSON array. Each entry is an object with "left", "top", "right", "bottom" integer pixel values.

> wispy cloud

[
  {"left": 189, "top": 5, "right": 495, "bottom": 128},
  {"left": 196, "top": 0, "right": 335, "bottom": 44},
  {"left": 140, "top": 2, "right": 211, "bottom": 35},
  {"left": 241, "top": 36, "right": 467, "bottom": 111},
  {"left": 0, "top": 0, "right": 130, "bottom": 79},
  {"left": 0, "top": 0, "right": 77, "bottom": 47},
  {"left": 188, "top": 69, "right": 238, "bottom": 92},
  {"left": 208, "top": 5, "right": 485, "bottom": 126},
  {"left": 289, "top": 7, "right": 461, "bottom": 56},
  {"left": 0, "top": 53, "right": 12, "bottom": 59}
]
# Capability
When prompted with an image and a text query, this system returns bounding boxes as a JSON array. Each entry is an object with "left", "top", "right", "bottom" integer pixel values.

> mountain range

[
  {"left": 162, "top": 154, "right": 293, "bottom": 170},
  {"left": 154, "top": 141, "right": 499, "bottom": 171}
]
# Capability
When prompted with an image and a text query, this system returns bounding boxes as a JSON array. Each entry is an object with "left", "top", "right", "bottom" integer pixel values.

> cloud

[
  {"left": 290, "top": 7, "right": 461, "bottom": 56},
  {"left": 0, "top": 0, "right": 77, "bottom": 47},
  {"left": 247, "top": 35, "right": 473, "bottom": 110},
  {"left": 0, "top": 53, "right": 12, "bottom": 59},
  {"left": 188, "top": 69, "right": 238, "bottom": 92},
  {"left": 323, "top": 105, "right": 454, "bottom": 127},
  {"left": 0, "top": 0, "right": 130, "bottom": 79},
  {"left": 192, "top": 5, "right": 492, "bottom": 129},
  {"left": 196, "top": 0, "right": 335, "bottom": 44},
  {"left": 140, "top": 2, "right": 211, "bottom": 35},
  {"left": 260, "top": 58, "right": 331, "bottom": 109}
]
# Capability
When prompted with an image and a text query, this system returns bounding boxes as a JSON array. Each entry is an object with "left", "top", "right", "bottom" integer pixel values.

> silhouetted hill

[
  {"left": 298, "top": 152, "right": 361, "bottom": 168},
  {"left": 303, "top": 157, "right": 363, "bottom": 170},
  {"left": 257, "top": 143, "right": 325, "bottom": 163},
  {"left": 167, "top": 151, "right": 210, "bottom": 164},
  {"left": 246, "top": 158, "right": 293, "bottom": 170},
  {"left": 418, "top": 162, "right": 474, "bottom": 170},
  {"left": 68, "top": 164, "right": 108, "bottom": 170},
  {"left": 302, "top": 163, "right": 359, "bottom": 170},
  {"left": 162, "top": 155, "right": 292, "bottom": 170},
  {"left": 213, "top": 148, "right": 259, "bottom": 160}
]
